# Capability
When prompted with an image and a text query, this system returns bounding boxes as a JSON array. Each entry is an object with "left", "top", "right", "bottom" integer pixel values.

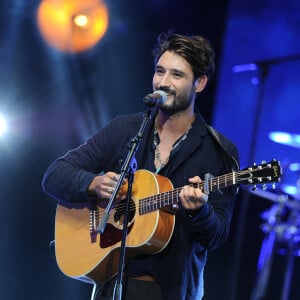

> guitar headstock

[{"left": 238, "top": 159, "right": 282, "bottom": 189}]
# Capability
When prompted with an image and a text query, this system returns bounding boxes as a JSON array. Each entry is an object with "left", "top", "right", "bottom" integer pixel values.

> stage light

[
  {"left": 0, "top": 114, "right": 8, "bottom": 137},
  {"left": 269, "top": 131, "right": 291, "bottom": 144},
  {"left": 73, "top": 14, "right": 90, "bottom": 29},
  {"left": 232, "top": 63, "right": 258, "bottom": 73},
  {"left": 37, "top": 0, "right": 109, "bottom": 53},
  {"left": 281, "top": 184, "right": 299, "bottom": 197},
  {"left": 251, "top": 77, "right": 259, "bottom": 85},
  {"left": 289, "top": 163, "right": 300, "bottom": 172},
  {"left": 269, "top": 131, "right": 300, "bottom": 149}
]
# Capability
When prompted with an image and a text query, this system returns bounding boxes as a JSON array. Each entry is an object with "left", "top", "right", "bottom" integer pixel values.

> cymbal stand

[
  {"left": 250, "top": 198, "right": 287, "bottom": 300},
  {"left": 281, "top": 237, "right": 295, "bottom": 300},
  {"left": 279, "top": 207, "right": 300, "bottom": 300}
]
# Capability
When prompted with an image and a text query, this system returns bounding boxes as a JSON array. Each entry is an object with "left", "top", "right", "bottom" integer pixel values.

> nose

[{"left": 156, "top": 73, "right": 171, "bottom": 89}]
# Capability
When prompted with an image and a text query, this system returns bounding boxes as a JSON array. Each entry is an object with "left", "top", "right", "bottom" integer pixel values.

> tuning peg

[
  {"left": 262, "top": 184, "right": 267, "bottom": 191},
  {"left": 261, "top": 160, "right": 266, "bottom": 164},
  {"left": 272, "top": 183, "right": 276, "bottom": 189},
  {"left": 252, "top": 185, "right": 257, "bottom": 191}
]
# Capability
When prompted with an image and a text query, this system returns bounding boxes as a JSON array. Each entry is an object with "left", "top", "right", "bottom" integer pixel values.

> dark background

[{"left": 0, "top": 0, "right": 300, "bottom": 299}]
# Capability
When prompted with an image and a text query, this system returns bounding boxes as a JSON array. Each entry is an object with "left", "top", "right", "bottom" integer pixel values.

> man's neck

[{"left": 155, "top": 108, "right": 195, "bottom": 135}]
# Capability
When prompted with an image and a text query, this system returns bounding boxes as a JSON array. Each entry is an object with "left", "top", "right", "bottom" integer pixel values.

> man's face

[{"left": 152, "top": 50, "right": 196, "bottom": 114}]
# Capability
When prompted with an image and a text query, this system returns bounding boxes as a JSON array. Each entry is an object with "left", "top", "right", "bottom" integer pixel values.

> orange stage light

[{"left": 37, "top": 0, "right": 109, "bottom": 53}]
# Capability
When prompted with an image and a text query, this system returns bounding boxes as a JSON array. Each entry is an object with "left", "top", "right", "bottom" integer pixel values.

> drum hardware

[
  {"left": 268, "top": 131, "right": 300, "bottom": 199},
  {"left": 250, "top": 191, "right": 300, "bottom": 300}
]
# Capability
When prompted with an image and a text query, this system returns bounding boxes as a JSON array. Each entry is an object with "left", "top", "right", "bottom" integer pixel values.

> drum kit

[{"left": 250, "top": 131, "right": 300, "bottom": 300}]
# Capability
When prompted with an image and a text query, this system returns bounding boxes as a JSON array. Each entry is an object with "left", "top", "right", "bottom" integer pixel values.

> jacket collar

[
  {"left": 164, "top": 111, "right": 207, "bottom": 177},
  {"left": 135, "top": 109, "right": 208, "bottom": 176}
]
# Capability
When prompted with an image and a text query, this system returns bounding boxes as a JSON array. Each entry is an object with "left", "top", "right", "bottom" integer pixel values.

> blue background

[{"left": 0, "top": 0, "right": 299, "bottom": 299}]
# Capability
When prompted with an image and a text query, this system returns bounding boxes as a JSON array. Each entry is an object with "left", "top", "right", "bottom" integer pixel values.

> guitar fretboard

[{"left": 139, "top": 172, "right": 237, "bottom": 215}]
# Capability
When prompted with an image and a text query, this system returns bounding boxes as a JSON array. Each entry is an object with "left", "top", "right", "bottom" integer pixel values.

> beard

[{"left": 159, "top": 88, "right": 194, "bottom": 115}]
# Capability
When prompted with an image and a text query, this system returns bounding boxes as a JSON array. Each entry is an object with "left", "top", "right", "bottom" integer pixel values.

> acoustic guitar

[{"left": 54, "top": 159, "right": 282, "bottom": 284}]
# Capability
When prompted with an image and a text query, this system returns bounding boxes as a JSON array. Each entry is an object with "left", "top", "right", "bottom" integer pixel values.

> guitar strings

[
  {"left": 93, "top": 169, "right": 261, "bottom": 218},
  {"left": 94, "top": 168, "right": 272, "bottom": 218}
]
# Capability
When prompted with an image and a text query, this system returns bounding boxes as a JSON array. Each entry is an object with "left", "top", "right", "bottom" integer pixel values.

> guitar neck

[
  {"left": 138, "top": 159, "right": 282, "bottom": 215},
  {"left": 139, "top": 172, "right": 236, "bottom": 215}
]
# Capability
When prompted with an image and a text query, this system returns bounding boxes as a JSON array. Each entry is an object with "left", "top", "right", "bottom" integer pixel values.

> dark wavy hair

[{"left": 152, "top": 32, "right": 215, "bottom": 81}]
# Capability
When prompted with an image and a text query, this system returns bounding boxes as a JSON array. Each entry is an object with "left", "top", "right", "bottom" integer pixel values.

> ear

[{"left": 194, "top": 76, "right": 208, "bottom": 93}]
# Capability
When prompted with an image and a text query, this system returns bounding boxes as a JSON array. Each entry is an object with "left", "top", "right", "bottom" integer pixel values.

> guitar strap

[{"left": 206, "top": 124, "right": 240, "bottom": 172}]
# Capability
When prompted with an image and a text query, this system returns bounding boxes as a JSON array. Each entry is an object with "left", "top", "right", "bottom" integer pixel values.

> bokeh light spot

[{"left": 37, "top": 0, "right": 109, "bottom": 53}]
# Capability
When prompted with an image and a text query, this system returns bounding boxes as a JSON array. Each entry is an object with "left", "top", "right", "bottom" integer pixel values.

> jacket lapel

[
  {"left": 132, "top": 110, "right": 208, "bottom": 176},
  {"left": 165, "top": 113, "right": 207, "bottom": 177}
]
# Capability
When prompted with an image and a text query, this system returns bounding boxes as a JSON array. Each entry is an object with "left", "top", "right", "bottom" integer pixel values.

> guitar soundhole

[
  {"left": 114, "top": 198, "right": 136, "bottom": 226},
  {"left": 100, "top": 199, "right": 135, "bottom": 248}
]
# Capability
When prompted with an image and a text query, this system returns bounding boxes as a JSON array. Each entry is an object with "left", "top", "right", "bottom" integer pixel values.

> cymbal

[
  {"left": 269, "top": 131, "right": 300, "bottom": 149},
  {"left": 249, "top": 188, "right": 300, "bottom": 210},
  {"left": 260, "top": 222, "right": 300, "bottom": 239}
]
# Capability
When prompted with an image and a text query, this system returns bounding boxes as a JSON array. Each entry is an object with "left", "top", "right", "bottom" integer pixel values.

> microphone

[{"left": 143, "top": 90, "right": 167, "bottom": 106}]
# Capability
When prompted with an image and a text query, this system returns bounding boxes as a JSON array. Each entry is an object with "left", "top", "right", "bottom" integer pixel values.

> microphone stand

[
  {"left": 97, "top": 106, "right": 158, "bottom": 300},
  {"left": 113, "top": 168, "right": 134, "bottom": 300}
]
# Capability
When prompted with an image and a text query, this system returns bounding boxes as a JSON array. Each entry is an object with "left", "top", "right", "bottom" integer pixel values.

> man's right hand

[{"left": 88, "top": 172, "right": 128, "bottom": 200}]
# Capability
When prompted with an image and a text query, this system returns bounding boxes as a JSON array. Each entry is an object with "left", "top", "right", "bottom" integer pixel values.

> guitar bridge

[{"left": 90, "top": 206, "right": 99, "bottom": 243}]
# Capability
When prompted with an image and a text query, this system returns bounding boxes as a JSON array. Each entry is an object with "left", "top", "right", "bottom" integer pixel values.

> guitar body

[{"left": 55, "top": 169, "right": 176, "bottom": 284}]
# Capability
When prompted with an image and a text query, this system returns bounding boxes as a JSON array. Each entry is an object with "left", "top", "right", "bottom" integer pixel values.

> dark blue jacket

[{"left": 42, "top": 110, "right": 239, "bottom": 300}]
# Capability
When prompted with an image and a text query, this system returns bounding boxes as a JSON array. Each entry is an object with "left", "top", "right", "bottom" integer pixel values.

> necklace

[{"left": 153, "top": 118, "right": 194, "bottom": 173}]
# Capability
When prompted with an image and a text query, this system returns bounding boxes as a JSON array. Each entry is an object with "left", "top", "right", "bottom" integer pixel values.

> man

[{"left": 42, "top": 32, "right": 239, "bottom": 300}]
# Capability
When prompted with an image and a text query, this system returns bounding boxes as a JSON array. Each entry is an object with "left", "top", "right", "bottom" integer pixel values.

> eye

[
  {"left": 173, "top": 72, "right": 183, "bottom": 78},
  {"left": 155, "top": 67, "right": 164, "bottom": 75}
]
